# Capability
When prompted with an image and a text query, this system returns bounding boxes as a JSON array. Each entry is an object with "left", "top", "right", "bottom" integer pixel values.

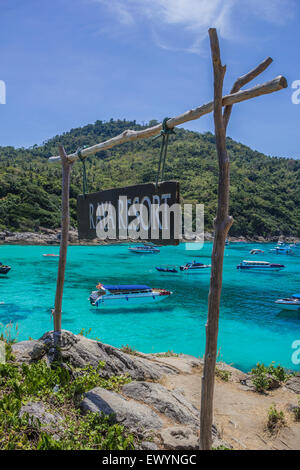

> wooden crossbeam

[{"left": 49, "top": 75, "right": 287, "bottom": 163}]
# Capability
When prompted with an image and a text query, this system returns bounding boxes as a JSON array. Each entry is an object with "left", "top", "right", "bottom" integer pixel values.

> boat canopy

[
  {"left": 103, "top": 284, "right": 151, "bottom": 291},
  {"left": 292, "top": 294, "right": 300, "bottom": 299},
  {"left": 242, "top": 260, "right": 270, "bottom": 265}
]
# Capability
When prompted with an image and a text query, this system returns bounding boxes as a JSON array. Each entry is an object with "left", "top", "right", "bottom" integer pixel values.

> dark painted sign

[{"left": 77, "top": 181, "right": 180, "bottom": 245}]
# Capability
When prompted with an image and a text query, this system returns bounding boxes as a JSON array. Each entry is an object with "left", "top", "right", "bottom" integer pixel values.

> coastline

[
  {"left": 0, "top": 229, "right": 299, "bottom": 246},
  {"left": 2, "top": 330, "right": 299, "bottom": 450}
]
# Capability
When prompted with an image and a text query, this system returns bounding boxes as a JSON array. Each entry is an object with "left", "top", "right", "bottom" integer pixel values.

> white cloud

[{"left": 92, "top": 0, "right": 295, "bottom": 53}]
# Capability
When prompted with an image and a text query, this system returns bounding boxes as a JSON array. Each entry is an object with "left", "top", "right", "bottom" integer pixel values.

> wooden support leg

[
  {"left": 53, "top": 145, "right": 73, "bottom": 332},
  {"left": 200, "top": 28, "right": 234, "bottom": 450}
]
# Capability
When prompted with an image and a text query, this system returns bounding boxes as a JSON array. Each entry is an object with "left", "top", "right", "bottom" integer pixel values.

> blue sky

[{"left": 0, "top": 0, "right": 299, "bottom": 158}]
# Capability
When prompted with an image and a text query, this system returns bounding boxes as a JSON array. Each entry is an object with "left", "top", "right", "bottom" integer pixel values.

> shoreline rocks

[
  {"left": 6, "top": 330, "right": 300, "bottom": 450},
  {"left": 10, "top": 329, "right": 228, "bottom": 449},
  {"left": 0, "top": 229, "right": 299, "bottom": 245}
]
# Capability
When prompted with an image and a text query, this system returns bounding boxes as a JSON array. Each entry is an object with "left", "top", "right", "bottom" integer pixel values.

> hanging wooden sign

[{"left": 77, "top": 181, "right": 180, "bottom": 245}]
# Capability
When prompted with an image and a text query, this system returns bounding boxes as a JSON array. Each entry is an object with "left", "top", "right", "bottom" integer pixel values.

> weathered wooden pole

[
  {"left": 52, "top": 145, "right": 73, "bottom": 331},
  {"left": 200, "top": 28, "right": 234, "bottom": 450}
]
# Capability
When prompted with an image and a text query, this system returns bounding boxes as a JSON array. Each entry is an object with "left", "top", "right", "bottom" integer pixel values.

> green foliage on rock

[
  {"left": 250, "top": 362, "right": 293, "bottom": 393},
  {"left": 0, "top": 119, "right": 299, "bottom": 237}
]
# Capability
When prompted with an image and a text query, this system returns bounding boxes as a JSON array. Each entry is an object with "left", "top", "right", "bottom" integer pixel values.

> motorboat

[
  {"left": 269, "top": 245, "right": 293, "bottom": 255},
  {"left": 180, "top": 261, "right": 211, "bottom": 273},
  {"left": 275, "top": 294, "right": 300, "bottom": 311},
  {"left": 43, "top": 254, "right": 59, "bottom": 257},
  {"left": 250, "top": 249, "right": 264, "bottom": 255},
  {"left": 0, "top": 262, "right": 11, "bottom": 274},
  {"left": 89, "top": 283, "right": 172, "bottom": 307},
  {"left": 155, "top": 265, "right": 178, "bottom": 273},
  {"left": 237, "top": 260, "right": 285, "bottom": 271},
  {"left": 128, "top": 244, "right": 160, "bottom": 254}
]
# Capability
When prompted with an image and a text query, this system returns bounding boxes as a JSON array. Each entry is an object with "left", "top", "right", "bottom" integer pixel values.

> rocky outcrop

[
  {"left": 12, "top": 330, "right": 178, "bottom": 380},
  {"left": 122, "top": 381, "right": 199, "bottom": 426},
  {"left": 12, "top": 340, "right": 47, "bottom": 363},
  {"left": 285, "top": 374, "right": 300, "bottom": 394},
  {"left": 80, "top": 385, "right": 225, "bottom": 449},
  {"left": 81, "top": 387, "right": 163, "bottom": 438}
]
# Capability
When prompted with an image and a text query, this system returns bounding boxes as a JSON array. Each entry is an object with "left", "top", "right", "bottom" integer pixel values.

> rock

[
  {"left": 267, "top": 375, "right": 281, "bottom": 390},
  {"left": 158, "top": 426, "right": 199, "bottom": 450},
  {"left": 38, "top": 227, "right": 56, "bottom": 235},
  {"left": 19, "top": 401, "right": 64, "bottom": 438},
  {"left": 216, "top": 362, "right": 248, "bottom": 383},
  {"left": 287, "top": 403, "right": 299, "bottom": 413},
  {"left": 12, "top": 340, "right": 47, "bottom": 363},
  {"left": 239, "top": 375, "right": 256, "bottom": 391},
  {"left": 140, "top": 441, "right": 159, "bottom": 450},
  {"left": 81, "top": 387, "right": 162, "bottom": 437},
  {"left": 146, "top": 353, "right": 203, "bottom": 374},
  {"left": 158, "top": 424, "right": 226, "bottom": 450},
  {"left": 122, "top": 381, "right": 199, "bottom": 426},
  {"left": 286, "top": 374, "right": 300, "bottom": 394},
  {"left": 37, "top": 330, "right": 178, "bottom": 380}
]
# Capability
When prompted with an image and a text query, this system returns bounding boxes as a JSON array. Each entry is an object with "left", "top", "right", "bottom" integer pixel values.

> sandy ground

[{"left": 149, "top": 355, "right": 300, "bottom": 450}]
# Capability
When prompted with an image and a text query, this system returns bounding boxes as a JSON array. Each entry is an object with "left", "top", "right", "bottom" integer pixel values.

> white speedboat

[
  {"left": 180, "top": 261, "right": 211, "bottom": 273},
  {"left": 128, "top": 244, "right": 160, "bottom": 254},
  {"left": 89, "top": 283, "right": 172, "bottom": 307},
  {"left": 237, "top": 260, "right": 285, "bottom": 271},
  {"left": 269, "top": 245, "right": 293, "bottom": 255},
  {"left": 275, "top": 294, "right": 300, "bottom": 311}
]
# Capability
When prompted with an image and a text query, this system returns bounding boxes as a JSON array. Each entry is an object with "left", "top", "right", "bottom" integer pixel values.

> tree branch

[{"left": 223, "top": 56, "right": 273, "bottom": 130}]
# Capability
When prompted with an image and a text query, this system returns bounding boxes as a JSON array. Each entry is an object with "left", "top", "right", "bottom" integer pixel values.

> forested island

[{"left": 0, "top": 119, "right": 299, "bottom": 238}]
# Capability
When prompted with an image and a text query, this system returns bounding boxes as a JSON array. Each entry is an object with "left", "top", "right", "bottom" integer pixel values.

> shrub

[
  {"left": 267, "top": 405, "right": 285, "bottom": 433},
  {"left": 250, "top": 362, "right": 292, "bottom": 392},
  {"left": 0, "top": 359, "right": 134, "bottom": 450},
  {"left": 215, "top": 367, "right": 231, "bottom": 382},
  {"left": 293, "top": 398, "right": 300, "bottom": 422},
  {"left": 155, "top": 350, "right": 179, "bottom": 358},
  {"left": 121, "top": 344, "right": 138, "bottom": 356},
  {"left": 250, "top": 363, "right": 270, "bottom": 392}
]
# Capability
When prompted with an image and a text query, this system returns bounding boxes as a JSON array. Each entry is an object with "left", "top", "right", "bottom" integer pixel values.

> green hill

[{"left": 0, "top": 119, "right": 299, "bottom": 238}]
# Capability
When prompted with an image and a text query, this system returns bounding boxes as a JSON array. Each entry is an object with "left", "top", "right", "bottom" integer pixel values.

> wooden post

[
  {"left": 52, "top": 145, "right": 73, "bottom": 332},
  {"left": 200, "top": 28, "right": 234, "bottom": 450}
]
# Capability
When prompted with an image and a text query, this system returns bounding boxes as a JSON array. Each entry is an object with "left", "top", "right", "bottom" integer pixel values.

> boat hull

[
  {"left": 0, "top": 266, "right": 11, "bottom": 274},
  {"left": 129, "top": 249, "right": 159, "bottom": 254},
  {"left": 237, "top": 266, "right": 285, "bottom": 272},
  {"left": 275, "top": 301, "right": 300, "bottom": 311},
  {"left": 180, "top": 268, "right": 210, "bottom": 274},
  {"left": 90, "top": 290, "right": 171, "bottom": 307}
]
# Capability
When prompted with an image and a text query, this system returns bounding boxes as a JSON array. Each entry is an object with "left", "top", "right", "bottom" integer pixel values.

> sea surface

[{"left": 0, "top": 242, "right": 299, "bottom": 372}]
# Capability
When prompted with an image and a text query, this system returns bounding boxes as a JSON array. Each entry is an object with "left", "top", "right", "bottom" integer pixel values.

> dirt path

[{"left": 152, "top": 356, "right": 300, "bottom": 450}]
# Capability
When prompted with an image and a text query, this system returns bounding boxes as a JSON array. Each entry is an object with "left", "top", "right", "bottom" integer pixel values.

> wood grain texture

[
  {"left": 53, "top": 145, "right": 73, "bottom": 331},
  {"left": 200, "top": 28, "right": 234, "bottom": 451}
]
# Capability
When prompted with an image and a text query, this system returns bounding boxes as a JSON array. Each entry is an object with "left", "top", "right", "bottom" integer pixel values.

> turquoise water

[{"left": 0, "top": 243, "right": 299, "bottom": 372}]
